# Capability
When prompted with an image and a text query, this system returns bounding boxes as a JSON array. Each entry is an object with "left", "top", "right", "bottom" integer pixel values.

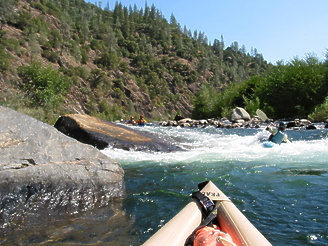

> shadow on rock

[
  {"left": 54, "top": 114, "right": 183, "bottom": 152},
  {"left": 0, "top": 106, "right": 125, "bottom": 229}
]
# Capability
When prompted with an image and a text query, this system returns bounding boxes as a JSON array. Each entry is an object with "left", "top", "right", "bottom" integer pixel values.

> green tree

[
  {"left": 95, "top": 51, "right": 120, "bottom": 69},
  {"left": 89, "top": 68, "right": 107, "bottom": 88},
  {"left": 0, "top": 0, "right": 17, "bottom": 28},
  {"left": 192, "top": 84, "right": 217, "bottom": 119},
  {"left": 254, "top": 56, "right": 327, "bottom": 118},
  {"left": 308, "top": 96, "right": 328, "bottom": 121}
]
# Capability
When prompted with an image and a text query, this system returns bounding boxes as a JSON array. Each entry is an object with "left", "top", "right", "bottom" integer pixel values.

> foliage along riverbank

[{"left": 193, "top": 55, "right": 328, "bottom": 122}]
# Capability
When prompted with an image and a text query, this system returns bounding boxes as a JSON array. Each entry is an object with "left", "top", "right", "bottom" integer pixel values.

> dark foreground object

[
  {"left": 55, "top": 114, "right": 183, "bottom": 152},
  {"left": 0, "top": 106, "right": 125, "bottom": 228}
]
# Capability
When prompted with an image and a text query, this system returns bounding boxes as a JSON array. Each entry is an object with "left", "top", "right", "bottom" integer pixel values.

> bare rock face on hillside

[
  {"left": 54, "top": 114, "right": 183, "bottom": 152},
  {"left": 0, "top": 106, "right": 125, "bottom": 227}
]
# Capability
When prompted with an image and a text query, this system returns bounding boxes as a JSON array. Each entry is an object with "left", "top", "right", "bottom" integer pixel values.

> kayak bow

[{"left": 142, "top": 181, "right": 272, "bottom": 246}]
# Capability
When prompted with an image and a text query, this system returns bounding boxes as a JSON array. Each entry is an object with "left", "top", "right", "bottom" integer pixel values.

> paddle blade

[{"left": 256, "top": 109, "right": 268, "bottom": 121}]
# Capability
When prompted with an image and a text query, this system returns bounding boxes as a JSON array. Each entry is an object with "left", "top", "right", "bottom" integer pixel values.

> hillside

[{"left": 0, "top": 0, "right": 269, "bottom": 123}]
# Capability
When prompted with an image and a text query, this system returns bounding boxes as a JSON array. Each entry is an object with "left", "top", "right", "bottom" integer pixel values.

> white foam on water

[{"left": 102, "top": 125, "right": 328, "bottom": 166}]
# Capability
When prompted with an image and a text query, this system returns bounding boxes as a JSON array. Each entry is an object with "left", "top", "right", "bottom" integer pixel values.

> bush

[
  {"left": 0, "top": 46, "right": 12, "bottom": 72},
  {"left": 42, "top": 50, "right": 59, "bottom": 62},
  {"left": 18, "top": 62, "right": 71, "bottom": 108},
  {"left": 243, "top": 96, "right": 260, "bottom": 116},
  {"left": 95, "top": 52, "right": 120, "bottom": 69},
  {"left": 308, "top": 97, "right": 328, "bottom": 122},
  {"left": 0, "top": 87, "right": 58, "bottom": 123},
  {"left": 254, "top": 56, "right": 327, "bottom": 118},
  {"left": 3, "top": 38, "right": 20, "bottom": 52}
]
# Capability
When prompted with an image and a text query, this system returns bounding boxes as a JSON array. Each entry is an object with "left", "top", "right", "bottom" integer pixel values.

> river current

[
  {"left": 104, "top": 124, "right": 328, "bottom": 246},
  {"left": 1, "top": 124, "right": 327, "bottom": 245}
]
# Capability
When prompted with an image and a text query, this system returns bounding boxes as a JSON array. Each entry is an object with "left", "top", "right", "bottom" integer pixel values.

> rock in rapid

[{"left": 54, "top": 114, "right": 183, "bottom": 152}]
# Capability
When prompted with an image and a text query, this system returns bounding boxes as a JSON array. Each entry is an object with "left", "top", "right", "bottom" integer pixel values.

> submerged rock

[
  {"left": 0, "top": 106, "right": 125, "bottom": 227},
  {"left": 54, "top": 114, "right": 183, "bottom": 152}
]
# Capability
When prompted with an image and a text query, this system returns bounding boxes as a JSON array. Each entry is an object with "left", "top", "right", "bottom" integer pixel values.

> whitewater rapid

[
  {"left": 101, "top": 124, "right": 328, "bottom": 245},
  {"left": 102, "top": 125, "right": 328, "bottom": 165}
]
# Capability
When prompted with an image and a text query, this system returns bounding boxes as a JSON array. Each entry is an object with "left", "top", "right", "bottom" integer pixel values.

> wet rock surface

[
  {"left": 0, "top": 106, "right": 125, "bottom": 227},
  {"left": 54, "top": 114, "right": 183, "bottom": 152}
]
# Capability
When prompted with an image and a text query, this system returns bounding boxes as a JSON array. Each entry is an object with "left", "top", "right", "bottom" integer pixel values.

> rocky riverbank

[
  {"left": 160, "top": 107, "right": 327, "bottom": 130},
  {"left": 0, "top": 106, "right": 125, "bottom": 228}
]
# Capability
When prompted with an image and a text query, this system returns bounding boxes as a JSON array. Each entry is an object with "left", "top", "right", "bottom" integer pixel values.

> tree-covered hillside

[{"left": 0, "top": 0, "right": 269, "bottom": 123}]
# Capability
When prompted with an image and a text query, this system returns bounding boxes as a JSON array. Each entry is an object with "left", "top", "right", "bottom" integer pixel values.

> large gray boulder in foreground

[
  {"left": 55, "top": 114, "right": 183, "bottom": 152},
  {"left": 0, "top": 106, "right": 125, "bottom": 227}
]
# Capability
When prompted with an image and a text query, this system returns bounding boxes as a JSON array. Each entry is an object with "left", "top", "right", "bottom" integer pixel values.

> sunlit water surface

[
  {"left": 1, "top": 125, "right": 327, "bottom": 245},
  {"left": 104, "top": 125, "right": 328, "bottom": 246}
]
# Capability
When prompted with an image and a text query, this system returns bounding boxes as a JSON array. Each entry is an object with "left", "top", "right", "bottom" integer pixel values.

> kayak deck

[{"left": 142, "top": 181, "right": 272, "bottom": 246}]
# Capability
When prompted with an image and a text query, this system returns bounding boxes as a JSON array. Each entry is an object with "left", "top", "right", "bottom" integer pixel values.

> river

[
  {"left": 104, "top": 124, "right": 328, "bottom": 245},
  {"left": 1, "top": 124, "right": 327, "bottom": 245}
]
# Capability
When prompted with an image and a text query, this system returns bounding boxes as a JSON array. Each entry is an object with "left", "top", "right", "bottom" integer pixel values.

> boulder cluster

[
  {"left": 160, "top": 107, "right": 326, "bottom": 130},
  {"left": 286, "top": 119, "right": 322, "bottom": 129},
  {"left": 161, "top": 107, "right": 262, "bottom": 128},
  {"left": 160, "top": 117, "right": 261, "bottom": 128}
]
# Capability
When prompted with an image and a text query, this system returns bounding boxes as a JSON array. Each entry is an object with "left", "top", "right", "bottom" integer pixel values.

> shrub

[
  {"left": 308, "top": 97, "right": 328, "bottom": 122},
  {"left": 95, "top": 52, "right": 120, "bottom": 69},
  {"left": 0, "top": 46, "right": 12, "bottom": 72},
  {"left": 42, "top": 50, "right": 59, "bottom": 63},
  {"left": 18, "top": 62, "right": 71, "bottom": 108}
]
